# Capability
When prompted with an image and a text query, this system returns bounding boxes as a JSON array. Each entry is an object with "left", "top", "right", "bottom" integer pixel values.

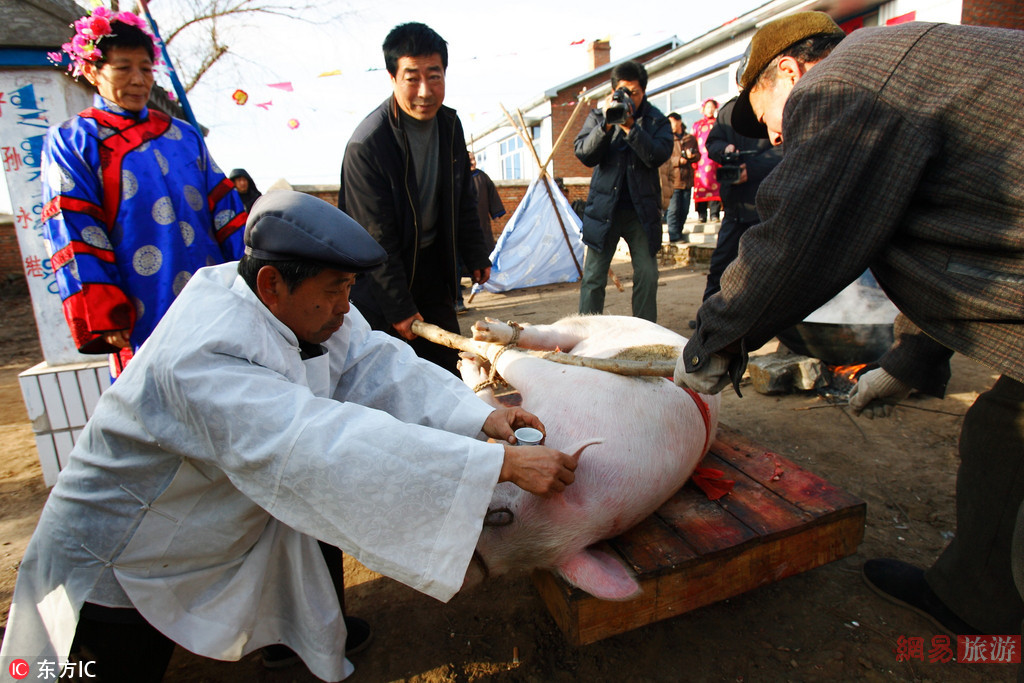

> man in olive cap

[
  {"left": 675, "top": 12, "right": 1024, "bottom": 637},
  {"left": 0, "top": 191, "right": 579, "bottom": 681}
]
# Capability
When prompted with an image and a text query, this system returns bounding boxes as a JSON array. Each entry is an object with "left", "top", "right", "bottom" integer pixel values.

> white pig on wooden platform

[{"left": 458, "top": 314, "right": 720, "bottom": 601}]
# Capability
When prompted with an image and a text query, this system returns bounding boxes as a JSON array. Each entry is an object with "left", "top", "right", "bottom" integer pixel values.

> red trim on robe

[
  {"left": 52, "top": 195, "right": 106, "bottom": 222},
  {"left": 215, "top": 212, "right": 246, "bottom": 244},
  {"left": 61, "top": 283, "right": 137, "bottom": 353},
  {"left": 50, "top": 241, "right": 116, "bottom": 270},
  {"left": 80, "top": 107, "right": 172, "bottom": 228},
  {"left": 207, "top": 178, "right": 234, "bottom": 212}
]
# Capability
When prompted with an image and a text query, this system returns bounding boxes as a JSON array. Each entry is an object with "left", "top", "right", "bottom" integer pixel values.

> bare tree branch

[{"left": 146, "top": 0, "right": 334, "bottom": 93}]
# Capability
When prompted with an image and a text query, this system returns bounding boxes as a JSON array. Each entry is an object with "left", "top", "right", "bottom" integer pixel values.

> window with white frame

[
  {"left": 500, "top": 135, "right": 525, "bottom": 180},
  {"left": 660, "top": 69, "right": 734, "bottom": 131}
]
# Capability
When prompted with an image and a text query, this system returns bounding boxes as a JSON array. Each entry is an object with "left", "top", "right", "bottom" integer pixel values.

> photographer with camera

[
  {"left": 575, "top": 60, "right": 673, "bottom": 323},
  {"left": 701, "top": 96, "right": 783, "bottom": 301}
]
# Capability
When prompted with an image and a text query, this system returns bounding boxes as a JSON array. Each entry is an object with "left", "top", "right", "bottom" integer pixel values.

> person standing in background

[
  {"left": 692, "top": 98, "right": 721, "bottom": 223},
  {"left": 574, "top": 60, "right": 673, "bottom": 323},
  {"left": 229, "top": 168, "right": 262, "bottom": 212},
  {"left": 339, "top": 22, "right": 491, "bottom": 374},
  {"left": 660, "top": 113, "right": 701, "bottom": 243},
  {"left": 41, "top": 7, "right": 245, "bottom": 378}
]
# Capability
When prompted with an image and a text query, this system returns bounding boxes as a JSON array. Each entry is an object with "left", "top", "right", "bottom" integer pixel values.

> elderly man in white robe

[{"left": 0, "top": 191, "right": 580, "bottom": 682}]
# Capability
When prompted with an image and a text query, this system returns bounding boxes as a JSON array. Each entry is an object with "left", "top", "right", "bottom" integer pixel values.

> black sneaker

[
  {"left": 861, "top": 559, "right": 983, "bottom": 636},
  {"left": 345, "top": 616, "right": 373, "bottom": 655}
]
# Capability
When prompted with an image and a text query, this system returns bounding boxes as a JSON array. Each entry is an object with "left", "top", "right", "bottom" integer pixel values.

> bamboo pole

[{"left": 411, "top": 321, "right": 675, "bottom": 377}]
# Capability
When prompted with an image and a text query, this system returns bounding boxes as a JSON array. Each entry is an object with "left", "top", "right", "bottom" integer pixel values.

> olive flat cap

[
  {"left": 243, "top": 190, "right": 386, "bottom": 272},
  {"left": 731, "top": 11, "right": 845, "bottom": 138}
]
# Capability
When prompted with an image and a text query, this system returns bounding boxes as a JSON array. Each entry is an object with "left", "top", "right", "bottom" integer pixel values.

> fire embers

[{"left": 818, "top": 362, "right": 877, "bottom": 400}]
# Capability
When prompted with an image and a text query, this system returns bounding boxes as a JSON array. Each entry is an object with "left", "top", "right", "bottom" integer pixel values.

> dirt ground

[{"left": 0, "top": 255, "right": 1013, "bottom": 682}]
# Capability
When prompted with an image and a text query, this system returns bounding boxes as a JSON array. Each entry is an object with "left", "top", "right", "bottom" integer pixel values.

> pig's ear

[{"left": 556, "top": 548, "right": 641, "bottom": 601}]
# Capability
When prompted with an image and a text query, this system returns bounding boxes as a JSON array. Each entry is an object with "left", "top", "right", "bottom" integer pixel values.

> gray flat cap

[{"left": 243, "top": 190, "right": 386, "bottom": 272}]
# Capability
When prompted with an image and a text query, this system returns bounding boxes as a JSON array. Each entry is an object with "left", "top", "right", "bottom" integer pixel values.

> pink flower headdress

[{"left": 48, "top": 4, "right": 162, "bottom": 77}]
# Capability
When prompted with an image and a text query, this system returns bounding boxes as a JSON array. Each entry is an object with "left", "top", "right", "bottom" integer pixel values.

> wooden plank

[
  {"left": 606, "top": 513, "right": 699, "bottom": 574},
  {"left": 654, "top": 483, "right": 760, "bottom": 558},
  {"left": 529, "top": 423, "right": 867, "bottom": 646},
  {"left": 711, "top": 425, "right": 864, "bottom": 516},
  {"left": 701, "top": 452, "right": 812, "bottom": 538},
  {"left": 538, "top": 507, "right": 865, "bottom": 646}
]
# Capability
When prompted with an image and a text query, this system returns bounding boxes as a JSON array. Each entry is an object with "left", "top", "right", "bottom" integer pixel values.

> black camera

[
  {"left": 605, "top": 87, "right": 635, "bottom": 125},
  {"left": 716, "top": 149, "right": 756, "bottom": 185}
]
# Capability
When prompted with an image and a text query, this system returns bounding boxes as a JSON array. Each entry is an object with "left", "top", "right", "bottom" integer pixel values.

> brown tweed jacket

[{"left": 685, "top": 22, "right": 1024, "bottom": 384}]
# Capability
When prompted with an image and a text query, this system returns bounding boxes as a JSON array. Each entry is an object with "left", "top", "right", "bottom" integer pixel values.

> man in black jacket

[
  {"left": 702, "top": 96, "right": 783, "bottom": 301},
  {"left": 575, "top": 60, "right": 673, "bottom": 323},
  {"left": 339, "top": 22, "right": 491, "bottom": 374}
]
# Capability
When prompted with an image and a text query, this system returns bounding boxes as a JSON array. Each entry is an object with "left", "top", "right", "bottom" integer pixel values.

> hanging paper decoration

[
  {"left": 256, "top": 101, "right": 273, "bottom": 110},
  {"left": 287, "top": 118, "right": 300, "bottom": 129},
  {"left": 318, "top": 70, "right": 342, "bottom": 78},
  {"left": 232, "top": 89, "right": 248, "bottom": 105},
  {"left": 570, "top": 39, "right": 585, "bottom": 45},
  {"left": 268, "top": 82, "right": 294, "bottom": 92}
]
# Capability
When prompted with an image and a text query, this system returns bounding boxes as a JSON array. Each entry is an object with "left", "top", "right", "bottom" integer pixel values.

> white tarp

[{"left": 472, "top": 176, "right": 585, "bottom": 294}]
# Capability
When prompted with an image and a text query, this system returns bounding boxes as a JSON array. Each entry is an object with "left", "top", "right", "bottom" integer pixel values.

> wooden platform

[{"left": 530, "top": 423, "right": 866, "bottom": 646}]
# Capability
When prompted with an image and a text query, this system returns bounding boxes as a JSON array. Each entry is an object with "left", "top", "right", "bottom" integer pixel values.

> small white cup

[{"left": 514, "top": 427, "right": 544, "bottom": 446}]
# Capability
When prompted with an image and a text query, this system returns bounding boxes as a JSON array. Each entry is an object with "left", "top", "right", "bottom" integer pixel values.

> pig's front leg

[
  {"left": 472, "top": 318, "right": 584, "bottom": 352},
  {"left": 457, "top": 352, "right": 503, "bottom": 409}
]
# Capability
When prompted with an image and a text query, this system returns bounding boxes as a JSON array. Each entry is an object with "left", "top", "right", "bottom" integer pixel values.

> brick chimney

[{"left": 587, "top": 39, "right": 611, "bottom": 71}]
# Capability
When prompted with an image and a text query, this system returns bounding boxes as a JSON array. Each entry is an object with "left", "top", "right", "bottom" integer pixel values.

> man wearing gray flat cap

[
  {"left": 1, "top": 191, "right": 580, "bottom": 682},
  {"left": 674, "top": 11, "right": 1024, "bottom": 639}
]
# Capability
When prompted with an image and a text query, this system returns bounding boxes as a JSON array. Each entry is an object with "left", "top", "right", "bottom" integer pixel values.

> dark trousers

[
  {"left": 400, "top": 242, "right": 461, "bottom": 375},
  {"left": 71, "top": 542, "right": 347, "bottom": 681},
  {"left": 703, "top": 215, "right": 757, "bottom": 301},
  {"left": 695, "top": 199, "right": 720, "bottom": 222},
  {"left": 578, "top": 207, "right": 659, "bottom": 323},
  {"left": 928, "top": 376, "right": 1024, "bottom": 633},
  {"left": 666, "top": 189, "right": 691, "bottom": 242}
]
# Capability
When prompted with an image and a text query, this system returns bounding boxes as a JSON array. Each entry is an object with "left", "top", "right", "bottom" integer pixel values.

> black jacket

[
  {"left": 574, "top": 98, "right": 673, "bottom": 256},
  {"left": 339, "top": 97, "right": 490, "bottom": 325},
  {"left": 705, "top": 98, "right": 783, "bottom": 224}
]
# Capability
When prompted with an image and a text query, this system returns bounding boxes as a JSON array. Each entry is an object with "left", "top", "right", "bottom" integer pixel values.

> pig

[{"left": 458, "top": 314, "right": 720, "bottom": 600}]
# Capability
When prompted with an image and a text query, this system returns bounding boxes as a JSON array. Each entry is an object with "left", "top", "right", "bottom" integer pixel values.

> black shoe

[
  {"left": 688, "top": 320, "right": 697, "bottom": 329},
  {"left": 345, "top": 616, "right": 373, "bottom": 655},
  {"left": 861, "top": 559, "right": 983, "bottom": 636},
  {"left": 260, "top": 617, "right": 372, "bottom": 669},
  {"left": 455, "top": 302, "right": 470, "bottom": 315},
  {"left": 260, "top": 644, "right": 301, "bottom": 670}
]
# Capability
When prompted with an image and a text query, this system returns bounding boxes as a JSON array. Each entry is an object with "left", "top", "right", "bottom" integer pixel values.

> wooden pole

[
  {"left": 499, "top": 103, "right": 621, "bottom": 292},
  {"left": 540, "top": 95, "right": 588, "bottom": 170},
  {"left": 411, "top": 321, "right": 675, "bottom": 377}
]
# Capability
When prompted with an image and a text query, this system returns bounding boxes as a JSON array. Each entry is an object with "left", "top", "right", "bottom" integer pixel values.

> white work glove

[
  {"left": 674, "top": 352, "right": 732, "bottom": 395},
  {"left": 848, "top": 367, "right": 913, "bottom": 419}
]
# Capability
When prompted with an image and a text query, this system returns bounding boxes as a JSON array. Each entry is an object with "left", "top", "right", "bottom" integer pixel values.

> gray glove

[
  {"left": 674, "top": 352, "right": 731, "bottom": 395},
  {"left": 848, "top": 367, "right": 912, "bottom": 419}
]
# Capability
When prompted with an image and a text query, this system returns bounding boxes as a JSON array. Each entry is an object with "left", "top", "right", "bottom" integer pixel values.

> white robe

[{"left": 0, "top": 263, "right": 503, "bottom": 681}]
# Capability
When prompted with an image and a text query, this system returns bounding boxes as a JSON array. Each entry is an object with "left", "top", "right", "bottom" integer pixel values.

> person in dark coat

[
  {"left": 574, "top": 60, "right": 673, "bottom": 323},
  {"left": 229, "top": 169, "right": 262, "bottom": 212},
  {"left": 338, "top": 22, "right": 491, "bottom": 373},
  {"left": 701, "top": 98, "right": 782, "bottom": 301},
  {"left": 675, "top": 11, "right": 1024, "bottom": 638},
  {"left": 659, "top": 113, "right": 701, "bottom": 244}
]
